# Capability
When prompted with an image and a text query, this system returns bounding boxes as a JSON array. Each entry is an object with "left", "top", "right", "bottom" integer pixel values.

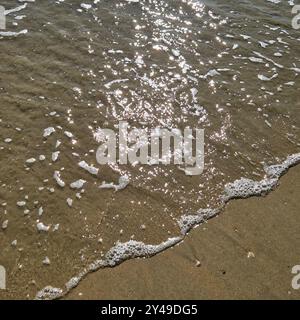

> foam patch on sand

[
  {"left": 99, "top": 237, "right": 182, "bottom": 267},
  {"left": 224, "top": 153, "right": 300, "bottom": 201},
  {"left": 35, "top": 153, "right": 300, "bottom": 299},
  {"left": 177, "top": 153, "right": 300, "bottom": 234},
  {"left": 178, "top": 209, "right": 219, "bottom": 235},
  {"left": 99, "top": 175, "right": 130, "bottom": 191},
  {"left": 35, "top": 237, "right": 182, "bottom": 299},
  {"left": 35, "top": 286, "right": 63, "bottom": 300}
]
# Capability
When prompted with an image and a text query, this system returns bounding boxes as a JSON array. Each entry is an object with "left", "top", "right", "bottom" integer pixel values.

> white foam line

[
  {"left": 0, "top": 30, "right": 28, "bottom": 37},
  {"left": 104, "top": 79, "right": 129, "bottom": 89},
  {"left": 252, "top": 51, "right": 284, "bottom": 69},
  {"left": 224, "top": 153, "right": 300, "bottom": 202},
  {"left": 178, "top": 209, "right": 219, "bottom": 235},
  {"left": 4, "top": 3, "right": 27, "bottom": 15},
  {"left": 35, "top": 153, "right": 300, "bottom": 300},
  {"left": 35, "top": 237, "right": 183, "bottom": 300}
]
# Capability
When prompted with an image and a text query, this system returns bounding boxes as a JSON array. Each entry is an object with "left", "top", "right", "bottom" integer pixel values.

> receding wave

[{"left": 0, "top": 0, "right": 299, "bottom": 299}]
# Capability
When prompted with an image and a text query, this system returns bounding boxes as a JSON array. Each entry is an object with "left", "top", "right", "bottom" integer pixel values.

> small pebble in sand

[
  {"left": 55, "top": 140, "right": 61, "bottom": 148},
  {"left": 11, "top": 240, "right": 17, "bottom": 247},
  {"left": 247, "top": 251, "right": 255, "bottom": 259},
  {"left": 17, "top": 201, "right": 26, "bottom": 207},
  {"left": 52, "top": 151, "right": 60, "bottom": 162},
  {"left": 195, "top": 260, "right": 201, "bottom": 267},
  {"left": 67, "top": 198, "right": 73, "bottom": 207},
  {"left": 64, "top": 131, "right": 73, "bottom": 138},
  {"left": 2, "top": 220, "right": 8, "bottom": 230},
  {"left": 140, "top": 224, "right": 146, "bottom": 230},
  {"left": 43, "top": 257, "right": 51, "bottom": 265},
  {"left": 26, "top": 158, "right": 36, "bottom": 165},
  {"left": 38, "top": 207, "right": 43, "bottom": 216},
  {"left": 4, "top": 138, "right": 12, "bottom": 143},
  {"left": 37, "top": 222, "right": 50, "bottom": 232}
]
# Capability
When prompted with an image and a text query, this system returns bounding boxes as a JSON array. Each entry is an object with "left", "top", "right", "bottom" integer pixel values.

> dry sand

[{"left": 66, "top": 165, "right": 300, "bottom": 300}]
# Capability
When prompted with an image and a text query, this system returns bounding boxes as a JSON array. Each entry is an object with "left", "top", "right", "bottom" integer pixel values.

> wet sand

[
  {"left": 1, "top": 0, "right": 300, "bottom": 300},
  {"left": 66, "top": 164, "right": 300, "bottom": 300}
]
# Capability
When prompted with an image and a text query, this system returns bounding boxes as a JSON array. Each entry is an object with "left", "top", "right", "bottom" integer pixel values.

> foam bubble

[
  {"left": 43, "top": 127, "right": 55, "bottom": 138},
  {"left": 178, "top": 209, "right": 219, "bottom": 234},
  {"left": 53, "top": 171, "right": 65, "bottom": 188},
  {"left": 99, "top": 175, "right": 129, "bottom": 191},
  {"left": 35, "top": 286, "right": 63, "bottom": 300},
  {"left": 78, "top": 161, "right": 99, "bottom": 175},
  {"left": 70, "top": 179, "right": 86, "bottom": 189}
]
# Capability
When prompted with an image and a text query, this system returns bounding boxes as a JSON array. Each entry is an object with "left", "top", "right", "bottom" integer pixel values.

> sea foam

[{"left": 35, "top": 153, "right": 300, "bottom": 300}]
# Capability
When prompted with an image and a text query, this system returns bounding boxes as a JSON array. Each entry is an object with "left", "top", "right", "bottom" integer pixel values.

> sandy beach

[
  {"left": 66, "top": 165, "right": 300, "bottom": 300},
  {"left": 0, "top": 0, "right": 299, "bottom": 301}
]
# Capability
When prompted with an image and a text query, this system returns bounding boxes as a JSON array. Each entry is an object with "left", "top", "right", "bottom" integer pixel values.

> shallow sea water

[{"left": 0, "top": 0, "right": 299, "bottom": 298}]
